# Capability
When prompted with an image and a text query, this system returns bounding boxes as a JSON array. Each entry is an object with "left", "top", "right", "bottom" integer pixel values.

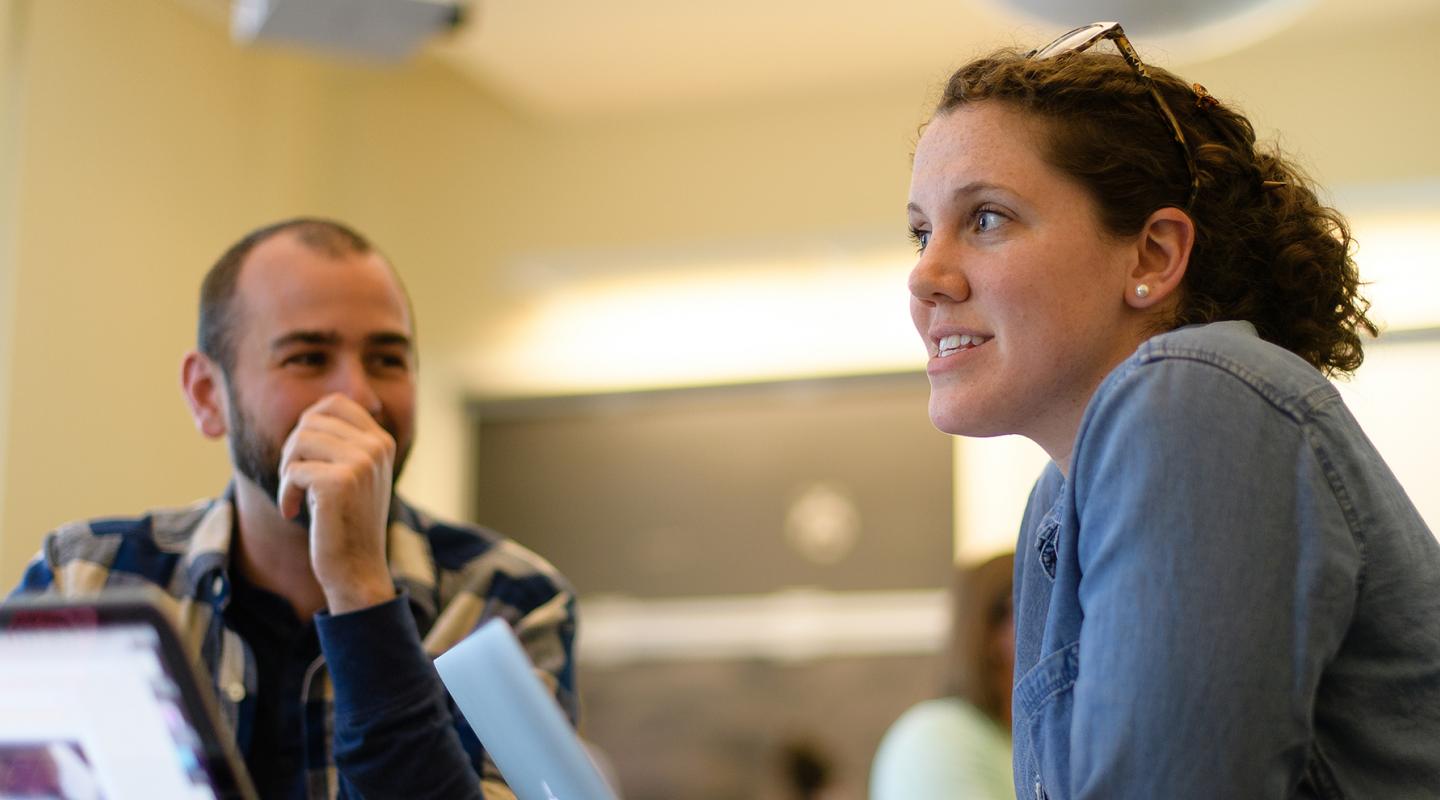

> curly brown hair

[{"left": 932, "top": 48, "right": 1377, "bottom": 376}]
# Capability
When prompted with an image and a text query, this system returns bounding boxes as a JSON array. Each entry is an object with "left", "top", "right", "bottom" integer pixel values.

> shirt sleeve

[
  {"left": 317, "top": 594, "right": 486, "bottom": 800},
  {"left": 11, "top": 550, "right": 56, "bottom": 596},
  {"left": 10, "top": 529, "right": 76, "bottom": 597},
  {"left": 1065, "top": 358, "right": 1361, "bottom": 797}
]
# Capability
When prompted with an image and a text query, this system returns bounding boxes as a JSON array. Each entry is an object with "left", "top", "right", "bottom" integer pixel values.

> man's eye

[
  {"left": 909, "top": 227, "right": 930, "bottom": 253},
  {"left": 368, "top": 353, "right": 410, "bottom": 371},
  {"left": 284, "top": 352, "right": 327, "bottom": 368}
]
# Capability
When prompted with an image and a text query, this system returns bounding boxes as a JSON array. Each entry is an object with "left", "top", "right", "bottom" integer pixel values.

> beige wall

[
  {"left": 314, "top": 75, "right": 933, "bottom": 364},
  {"left": 0, "top": 0, "right": 24, "bottom": 578},
  {"left": 1190, "top": 28, "right": 1440, "bottom": 188},
  {"left": 0, "top": 0, "right": 338, "bottom": 582},
  {"left": 2, "top": 0, "right": 1438, "bottom": 586}
]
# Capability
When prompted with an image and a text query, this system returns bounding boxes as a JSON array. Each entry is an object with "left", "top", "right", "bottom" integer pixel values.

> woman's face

[{"left": 907, "top": 102, "right": 1149, "bottom": 466}]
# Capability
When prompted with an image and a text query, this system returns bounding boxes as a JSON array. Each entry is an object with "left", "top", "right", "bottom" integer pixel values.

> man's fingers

[
  {"left": 283, "top": 412, "right": 393, "bottom": 466},
  {"left": 287, "top": 410, "right": 360, "bottom": 439},
  {"left": 277, "top": 467, "right": 310, "bottom": 521},
  {"left": 303, "top": 393, "right": 388, "bottom": 435},
  {"left": 277, "top": 460, "right": 353, "bottom": 518},
  {"left": 278, "top": 424, "right": 393, "bottom": 509},
  {"left": 282, "top": 426, "right": 367, "bottom": 466},
  {"left": 282, "top": 435, "right": 393, "bottom": 491},
  {"left": 292, "top": 397, "right": 396, "bottom": 460}
]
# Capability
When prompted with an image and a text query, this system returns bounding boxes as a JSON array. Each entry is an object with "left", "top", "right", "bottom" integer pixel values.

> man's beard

[{"left": 227, "top": 387, "right": 411, "bottom": 530}]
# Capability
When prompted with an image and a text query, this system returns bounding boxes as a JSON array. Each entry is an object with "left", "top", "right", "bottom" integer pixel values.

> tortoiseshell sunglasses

[{"left": 1028, "top": 21, "right": 1200, "bottom": 210}]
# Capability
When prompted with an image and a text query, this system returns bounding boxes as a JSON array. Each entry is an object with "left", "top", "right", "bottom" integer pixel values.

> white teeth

[{"left": 936, "top": 333, "right": 990, "bottom": 356}]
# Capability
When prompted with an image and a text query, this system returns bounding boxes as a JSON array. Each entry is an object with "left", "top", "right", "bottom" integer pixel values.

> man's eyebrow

[
  {"left": 367, "top": 332, "right": 413, "bottom": 350},
  {"left": 271, "top": 330, "right": 340, "bottom": 350},
  {"left": 269, "top": 330, "right": 413, "bottom": 350}
]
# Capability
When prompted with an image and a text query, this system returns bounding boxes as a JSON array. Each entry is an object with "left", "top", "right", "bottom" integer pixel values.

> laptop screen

[{"left": 0, "top": 594, "right": 256, "bottom": 800}]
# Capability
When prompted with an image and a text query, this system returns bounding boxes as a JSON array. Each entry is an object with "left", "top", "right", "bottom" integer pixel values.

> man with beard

[{"left": 10, "top": 219, "right": 577, "bottom": 800}]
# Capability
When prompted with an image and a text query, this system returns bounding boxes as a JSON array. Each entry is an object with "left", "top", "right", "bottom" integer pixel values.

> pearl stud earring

[{"left": 1135, "top": 284, "right": 1151, "bottom": 299}]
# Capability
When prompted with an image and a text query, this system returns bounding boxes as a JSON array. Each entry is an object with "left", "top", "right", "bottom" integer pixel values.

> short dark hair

[
  {"left": 933, "top": 49, "right": 1377, "bottom": 376},
  {"left": 197, "top": 218, "right": 378, "bottom": 374}
]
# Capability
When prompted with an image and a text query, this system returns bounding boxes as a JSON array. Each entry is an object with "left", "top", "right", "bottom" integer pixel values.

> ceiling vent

[{"left": 232, "top": 0, "right": 467, "bottom": 62}]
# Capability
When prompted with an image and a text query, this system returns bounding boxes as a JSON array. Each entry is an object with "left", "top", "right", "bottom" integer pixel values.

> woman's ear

[
  {"left": 181, "top": 351, "right": 230, "bottom": 439},
  {"left": 1127, "top": 207, "right": 1195, "bottom": 309}
]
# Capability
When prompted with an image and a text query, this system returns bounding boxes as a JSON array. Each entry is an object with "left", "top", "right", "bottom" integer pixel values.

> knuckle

[{"left": 364, "top": 431, "right": 394, "bottom": 460}]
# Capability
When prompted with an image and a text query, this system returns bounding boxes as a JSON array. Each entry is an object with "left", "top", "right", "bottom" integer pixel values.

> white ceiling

[
  {"left": 423, "top": 0, "right": 1440, "bottom": 118},
  {"left": 180, "top": 0, "right": 1440, "bottom": 119}
]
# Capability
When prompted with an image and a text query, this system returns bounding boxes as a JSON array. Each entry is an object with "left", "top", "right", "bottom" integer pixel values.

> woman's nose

[{"left": 907, "top": 240, "right": 969, "bottom": 305}]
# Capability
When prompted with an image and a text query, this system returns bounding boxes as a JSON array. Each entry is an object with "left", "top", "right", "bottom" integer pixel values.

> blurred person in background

[
  {"left": 871, "top": 552, "right": 1015, "bottom": 799},
  {"left": 778, "top": 737, "right": 842, "bottom": 800}
]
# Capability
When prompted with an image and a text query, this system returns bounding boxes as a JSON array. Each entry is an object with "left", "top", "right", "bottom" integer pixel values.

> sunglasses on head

[{"left": 1027, "top": 21, "right": 1200, "bottom": 211}]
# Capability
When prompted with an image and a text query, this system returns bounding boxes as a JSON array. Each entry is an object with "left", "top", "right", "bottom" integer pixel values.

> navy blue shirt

[{"left": 226, "top": 566, "right": 317, "bottom": 799}]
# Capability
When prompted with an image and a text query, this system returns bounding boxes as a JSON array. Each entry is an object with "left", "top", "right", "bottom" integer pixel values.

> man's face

[{"left": 220, "top": 232, "right": 416, "bottom": 510}]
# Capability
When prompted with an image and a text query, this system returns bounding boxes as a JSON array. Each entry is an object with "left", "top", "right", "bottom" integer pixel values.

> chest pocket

[
  {"left": 1034, "top": 516, "right": 1060, "bottom": 581},
  {"left": 1014, "top": 640, "right": 1080, "bottom": 799}
]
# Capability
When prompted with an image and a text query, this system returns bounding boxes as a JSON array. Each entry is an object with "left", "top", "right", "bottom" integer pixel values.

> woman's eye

[
  {"left": 975, "top": 209, "right": 1005, "bottom": 233},
  {"left": 909, "top": 227, "right": 930, "bottom": 253}
]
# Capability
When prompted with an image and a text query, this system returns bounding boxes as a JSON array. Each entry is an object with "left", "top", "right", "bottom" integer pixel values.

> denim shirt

[{"left": 1012, "top": 321, "right": 1440, "bottom": 799}]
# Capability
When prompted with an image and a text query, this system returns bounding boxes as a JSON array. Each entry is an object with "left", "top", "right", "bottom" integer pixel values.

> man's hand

[{"left": 277, "top": 393, "right": 398, "bottom": 614}]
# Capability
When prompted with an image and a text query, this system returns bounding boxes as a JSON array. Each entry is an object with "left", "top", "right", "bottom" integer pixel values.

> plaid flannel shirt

[{"left": 13, "top": 490, "right": 578, "bottom": 799}]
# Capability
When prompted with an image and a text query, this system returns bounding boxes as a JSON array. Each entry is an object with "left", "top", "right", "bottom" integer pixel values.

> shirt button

[{"left": 224, "top": 682, "right": 246, "bottom": 703}]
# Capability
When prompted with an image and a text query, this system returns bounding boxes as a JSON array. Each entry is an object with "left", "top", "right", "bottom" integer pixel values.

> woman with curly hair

[{"left": 905, "top": 22, "right": 1440, "bottom": 798}]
